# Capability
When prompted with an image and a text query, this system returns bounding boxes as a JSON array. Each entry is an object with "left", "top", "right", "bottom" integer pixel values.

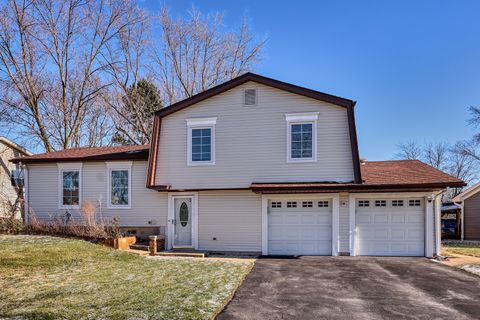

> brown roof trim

[
  {"left": 255, "top": 188, "right": 446, "bottom": 194},
  {"left": 250, "top": 181, "right": 466, "bottom": 193},
  {"left": 347, "top": 103, "right": 362, "bottom": 183},
  {"left": 147, "top": 72, "right": 360, "bottom": 187},
  {"left": 146, "top": 116, "right": 161, "bottom": 187},
  {"left": 12, "top": 147, "right": 149, "bottom": 164},
  {"left": 156, "top": 73, "right": 355, "bottom": 118},
  {"left": 151, "top": 186, "right": 251, "bottom": 192}
]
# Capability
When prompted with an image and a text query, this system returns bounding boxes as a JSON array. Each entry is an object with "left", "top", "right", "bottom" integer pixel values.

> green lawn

[
  {"left": 442, "top": 242, "right": 480, "bottom": 258},
  {"left": 0, "top": 235, "right": 253, "bottom": 320}
]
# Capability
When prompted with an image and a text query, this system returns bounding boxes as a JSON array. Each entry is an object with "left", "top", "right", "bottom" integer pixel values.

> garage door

[
  {"left": 356, "top": 198, "right": 424, "bottom": 256},
  {"left": 268, "top": 199, "right": 332, "bottom": 255}
]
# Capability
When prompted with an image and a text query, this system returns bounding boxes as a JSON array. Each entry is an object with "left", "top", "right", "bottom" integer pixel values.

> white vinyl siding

[
  {"left": 27, "top": 162, "right": 167, "bottom": 227},
  {"left": 155, "top": 81, "right": 354, "bottom": 189},
  {"left": 197, "top": 190, "right": 262, "bottom": 252}
]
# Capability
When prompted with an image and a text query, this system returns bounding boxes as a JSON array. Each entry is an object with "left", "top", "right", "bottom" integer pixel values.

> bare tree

[
  {"left": 395, "top": 140, "right": 479, "bottom": 200},
  {"left": 395, "top": 141, "right": 423, "bottom": 160},
  {"left": 101, "top": 10, "right": 158, "bottom": 145},
  {"left": 0, "top": 0, "right": 145, "bottom": 151},
  {"left": 151, "top": 7, "right": 265, "bottom": 105},
  {"left": 423, "top": 142, "right": 449, "bottom": 170},
  {"left": 468, "top": 106, "right": 480, "bottom": 143},
  {"left": 450, "top": 142, "right": 478, "bottom": 185}
]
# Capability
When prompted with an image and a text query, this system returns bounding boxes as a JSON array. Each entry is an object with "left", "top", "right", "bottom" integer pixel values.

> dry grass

[
  {"left": 25, "top": 201, "right": 121, "bottom": 241},
  {"left": 442, "top": 242, "right": 480, "bottom": 258},
  {"left": 0, "top": 235, "right": 253, "bottom": 319}
]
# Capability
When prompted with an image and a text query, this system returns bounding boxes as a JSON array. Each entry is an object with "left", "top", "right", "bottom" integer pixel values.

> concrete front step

[
  {"left": 129, "top": 244, "right": 149, "bottom": 251},
  {"left": 129, "top": 243, "right": 208, "bottom": 258},
  {"left": 155, "top": 251, "right": 208, "bottom": 258}
]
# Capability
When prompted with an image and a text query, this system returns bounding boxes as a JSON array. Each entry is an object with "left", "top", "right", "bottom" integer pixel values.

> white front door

[
  {"left": 356, "top": 198, "right": 425, "bottom": 256},
  {"left": 268, "top": 199, "right": 332, "bottom": 255},
  {"left": 173, "top": 197, "right": 193, "bottom": 247}
]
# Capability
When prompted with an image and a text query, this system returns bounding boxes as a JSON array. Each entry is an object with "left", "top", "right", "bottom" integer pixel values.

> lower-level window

[
  {"left": 62, "top": 171, "right": 80, "bottom": 206},
  {"left": 107, "top": 162, "right": 132, "bottom": 209},
  {"left": 58, "top": 163, "right": 82, "bottom": 209},
  {"left": 111, "top": 170, "right": 129, "bottom": 206}
]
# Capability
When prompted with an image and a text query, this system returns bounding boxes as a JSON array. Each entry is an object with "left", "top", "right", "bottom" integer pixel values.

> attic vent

[{"left": 243, "top": 89, "right": 257, "bottom": 106}]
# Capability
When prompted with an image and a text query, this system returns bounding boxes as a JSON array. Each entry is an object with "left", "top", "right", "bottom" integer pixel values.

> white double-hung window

[
  {"left": 186, "top": 117, "right": 217, "bottom": 166},
  {"left": 285, "top": 112, "right": 318, "bottom": 163},
  {"left": 107, "top": 162, "right": 132, "bottom": 209},
  {"left": 58, "top": 163, "right": 82, "bottom": 209}
]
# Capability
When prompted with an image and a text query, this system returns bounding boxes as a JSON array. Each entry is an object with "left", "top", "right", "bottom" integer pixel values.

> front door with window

[{"left": 173, "top": 197, "right": 193, "bottom": 247}]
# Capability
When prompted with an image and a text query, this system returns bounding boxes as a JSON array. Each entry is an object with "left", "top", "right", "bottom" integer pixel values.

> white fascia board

[
  {"left": 285, "top": 112, "right": 319, "bottom": 122},
  {"left": 186, "top": 117, "right": 217, "bottom": 126}
]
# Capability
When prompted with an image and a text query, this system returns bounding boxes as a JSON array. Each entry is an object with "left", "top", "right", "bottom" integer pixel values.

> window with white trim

[
  {"left": 107, "top": 162, "right": 132, "bottom": 209},
  {"left": 409, "top": 199, "right": 421, "bottom": 207},
  {"left": 318, "top": 201, "right": 329, "bottom": 207},
  {"left": 286, "top": 113, "right": 318, "bottom": 162},
  {"left": 271, "top": 201, "right": 282, "bottom": 208},
  {"left": 287, "top": 201, "right": 297, "bottom": 208},
  {"left": 302, "top": 201, "right": 313, "bottom": 208},
  {"left": 358, "top": 200, "right": 370, "bottom": 207},
  {"left": 58, "top": 163, "right": 82, "bottom": 209},
  {"left": 187, "top": 118, "right": 216, "bottom": 165},
  {"left": 392, "top": 200, "right": 404, "bottom": 207},
  {"left": 375, "top": 200, "right": 386, "bottom": 207}
]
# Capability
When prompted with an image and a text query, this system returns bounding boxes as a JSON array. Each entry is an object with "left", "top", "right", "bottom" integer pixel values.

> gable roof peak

[{"left": 155, "top": 72, "right": 356, "bottom": 119}]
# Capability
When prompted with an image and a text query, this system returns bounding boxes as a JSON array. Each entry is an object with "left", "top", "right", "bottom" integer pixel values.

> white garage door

[
  {"left": 356, "top": 198, "right": 425, "bottom": 256},
  {"left": 268, "top": 199, "right": 332, "bottom": 255}
]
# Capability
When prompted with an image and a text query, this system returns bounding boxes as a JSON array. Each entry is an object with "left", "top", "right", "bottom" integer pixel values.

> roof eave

[{"left": 11, "top": 151, "right": 149, "bottom": 164}]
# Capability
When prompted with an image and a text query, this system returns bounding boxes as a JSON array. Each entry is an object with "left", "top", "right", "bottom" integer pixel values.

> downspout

[{"left": 460, "top": 200, "right": 464, "bottom": 241}]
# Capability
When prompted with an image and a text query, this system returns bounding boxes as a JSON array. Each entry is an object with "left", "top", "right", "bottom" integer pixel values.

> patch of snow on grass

[{"left": 460, "top": 264, "right": 480, "bottom": 276}]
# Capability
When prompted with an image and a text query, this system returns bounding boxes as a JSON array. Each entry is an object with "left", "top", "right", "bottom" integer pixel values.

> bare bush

[{"left": 25, "top": 201, "right": 121, "bottom": 241}]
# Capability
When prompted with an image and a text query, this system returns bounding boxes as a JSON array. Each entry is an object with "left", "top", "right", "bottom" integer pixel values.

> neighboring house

[
  {"left": 453, "top": 183, "right": 480, "bottom": 240},
  {"left": 12, "top": 73, "right": 464, "bottom": 257},
  {"left": 441, "top": 202, "right": 461, "bottom": 239},
  {"left": 0, "top": 137, "right": 32, "bottom": 219}
]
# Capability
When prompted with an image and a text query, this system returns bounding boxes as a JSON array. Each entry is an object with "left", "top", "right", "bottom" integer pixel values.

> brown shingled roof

[
  {"left": 250, "top": 160, "right": 465, "bottom": 193},
  {"left": 361, "top": 160, "right": 463, "bottom": 186},
  {"left": 11, "top": 145, "right": 149, "bottom": 163}
]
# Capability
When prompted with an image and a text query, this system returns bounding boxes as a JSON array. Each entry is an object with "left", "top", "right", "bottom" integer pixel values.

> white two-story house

[{"left": 13, "top": 73, "right": 464, "bottom": 257}]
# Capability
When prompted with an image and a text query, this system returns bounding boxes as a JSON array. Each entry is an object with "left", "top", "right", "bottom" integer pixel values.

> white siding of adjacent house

[
  {"left": 26, "top": 161, "right": 167, "bottom": 228},
  {"left": 197, "top": 190, "right": 262, "bottom": 252},
  {"left": 155, "top": 81, "right": 354, "bottom": 189}
]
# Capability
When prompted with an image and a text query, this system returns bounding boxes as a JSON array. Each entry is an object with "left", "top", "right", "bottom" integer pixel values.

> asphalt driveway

[{"left": 217, "top": 257, "right": 480, "bottom": 320}]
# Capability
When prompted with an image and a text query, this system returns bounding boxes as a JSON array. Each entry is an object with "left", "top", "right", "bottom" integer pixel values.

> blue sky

[{"left": 143, "top": 0, "right": 480, "bottom": 160}]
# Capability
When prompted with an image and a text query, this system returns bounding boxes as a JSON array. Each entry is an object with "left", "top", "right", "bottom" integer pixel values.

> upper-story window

[
  {"left": 107, "top": 162, "right": 132, "bottom": 209},
  {"left": 186, "top": 117, "right": 217, "bottom": 166},
  {"left": 285, "top": 112, "right": 318, "bottom": 163},
  {"left": 58, "top": 163, "right": 82, "bottom": 209}
]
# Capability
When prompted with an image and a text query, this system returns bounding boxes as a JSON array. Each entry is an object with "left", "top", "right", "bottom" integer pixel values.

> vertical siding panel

[{"left": 339, "top": 193, "right": 350, "bottom": 253}]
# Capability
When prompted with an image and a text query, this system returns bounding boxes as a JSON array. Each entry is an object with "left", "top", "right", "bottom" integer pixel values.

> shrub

[
  {"left": 25, "top": 201, "right": 122, "bottom": 242},
  {"left": 0, "top": 217, "right": 23, "bottom": 234}
]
